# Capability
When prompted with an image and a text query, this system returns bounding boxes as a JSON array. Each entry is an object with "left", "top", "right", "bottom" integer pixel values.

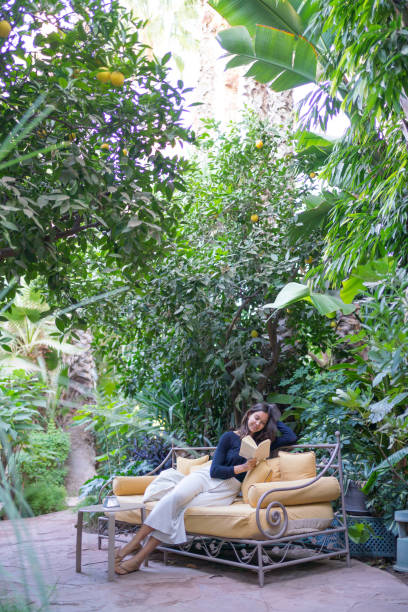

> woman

[{"left": 115, "top": 402, "right": 297, "bottom": 574}]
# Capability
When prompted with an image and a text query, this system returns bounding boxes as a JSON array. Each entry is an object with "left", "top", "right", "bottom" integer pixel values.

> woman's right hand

[
  {"left": 245, "top": 458, "right": 257, "bottom": 471},
  {"left": 234, "top": 458, "right": 257, "bottom": 475}
]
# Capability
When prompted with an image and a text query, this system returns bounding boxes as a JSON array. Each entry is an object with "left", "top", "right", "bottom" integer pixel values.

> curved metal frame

[{"left": 255, "top": 432, "right": 341, "bottom": 539}]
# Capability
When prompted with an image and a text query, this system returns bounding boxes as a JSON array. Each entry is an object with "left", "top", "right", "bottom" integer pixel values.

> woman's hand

[{"left": 234, "top": 458, "right": 257, "bottom": 475}]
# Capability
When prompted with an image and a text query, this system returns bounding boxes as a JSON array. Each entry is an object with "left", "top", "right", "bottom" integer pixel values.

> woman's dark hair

[{"left": 237, "top": 402, "right": 281, "bottom": 443}]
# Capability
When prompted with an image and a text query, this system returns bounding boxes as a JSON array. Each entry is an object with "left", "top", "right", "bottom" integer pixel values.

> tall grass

[{"left": 0, "top": 433, "right": 52, "bottom": 611}]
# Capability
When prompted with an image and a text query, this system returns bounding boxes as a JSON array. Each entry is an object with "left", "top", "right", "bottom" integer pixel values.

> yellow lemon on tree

[
  {"left": 110, "top": 71, "right": 125, "bottom": 87},
  {"left": 96, "top": 68, "right": 111, "bottom": 83},
  {"left": 251, "top": 330, "right": 259, "bottom": 338},
  {"left": 250, "top": 213, "right": 259, "bottom": 223},
  {"left": 101, "top": 143, "right": 110, "bottom": 150},
  {"left": 122, "top": 148, "right": 129, "bottom": 156},
  {"left": 255, "top": 140, "right": 263, "bottom": 149},
  {"left": 309, "top": 172, "right": 316, "bottom": 178},
  {"left": 0, "top": 20, "right": 12, "bottom": 38},
  {"left": 330, "top": 321, "right": 337, "bottom": 328}
]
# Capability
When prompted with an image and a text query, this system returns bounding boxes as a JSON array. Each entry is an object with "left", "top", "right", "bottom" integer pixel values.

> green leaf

[
  {"left": 340, "top": 257, "right": 395, "bottom": 304},
  {"left": 216, "top": 24, "right": 317, "bottom": 92},
  {"left": 264, "top": 282, "right": 310, "bottom": 309},
  {"left": 265, "top": 282, "right": 355, "bottom": 315},
  {"left": 209, "top": 0, "right": 305, "bottom": 37},
  {"left": 309, "top": 294, "right": 355, "bottom": 316},
  {"left": 368, "top": 393, "right": 408, "bottom": 424},
  {"left": 289, "top": 200, "right": 334, "bottom": 242},
  {"left": 348, "top": 522, "right": 375, "bottom": 544},
  {"left": 267, "top": 392, "right": 311, "bottom": 408}
]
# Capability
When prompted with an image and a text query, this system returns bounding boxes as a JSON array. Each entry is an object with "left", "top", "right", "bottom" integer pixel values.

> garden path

[{"left": 0, "top": 510, "right": 407, "bottom": 611}]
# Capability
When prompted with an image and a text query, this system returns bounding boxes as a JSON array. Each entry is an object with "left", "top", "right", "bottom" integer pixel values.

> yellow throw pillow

[
  {"left": 278, "top": 450, "right": 316, "bottom": 481},
  {"left": 264, "top": 457, "right": 281, "bottom": 482},
  {"left": 112, "top": 475, "right": 156, "bottom": 495},
  {"left": 176, "top": 455, "right": 210, "bottom": 476},
  {"left": 241, "top": 461, "right": 272, "bottom": 504},
  {"left": 190, "top": 460, "right": 212, "bottom": 473}
]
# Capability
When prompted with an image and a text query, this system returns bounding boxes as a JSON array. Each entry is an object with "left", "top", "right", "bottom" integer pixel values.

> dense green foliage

[
  {"left": 19, "top": 421, "right": 70, "bottom": 486},
  {"left": 211, "top": 0, "right": 408, "bottom": 282},
  {"left": 0, "top": 376, "right": 46, "bottom": 470},
  {"left": 89, "top": 114, "right": 334, "bottom": 438},
  {"left": 23, "top": 481, "right": 66, "bottom": 515},
  {"left": 0, "top": 0, "right": 192, "bottom": 301}
]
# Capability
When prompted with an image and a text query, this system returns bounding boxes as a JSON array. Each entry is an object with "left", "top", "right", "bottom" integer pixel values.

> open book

[{"left": 239, "top": 436, "right": 271, "bottom": 462}]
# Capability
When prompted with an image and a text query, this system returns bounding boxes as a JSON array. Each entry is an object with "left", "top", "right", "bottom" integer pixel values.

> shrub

[
  {"left": 23, "top": 481, "right": 66, "bottom": 516},
  {"left": 132, "top": 434, "right": 172, "bottom": 472},
  {"left": 19, "top": 422, "right": 70, "bottom": 486}
]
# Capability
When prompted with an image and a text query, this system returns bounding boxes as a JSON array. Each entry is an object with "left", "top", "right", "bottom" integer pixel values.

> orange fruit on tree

[
  {"left": 255, "top": 140, "right": 263, "bottom": 149},
  {"left": 250, "top": 214, "right": 259, "bottom": 223},
  {"left": 96, "top": 68, "right": 111, "bottom": 83},
  {"left": 0, "top": 21, "right": 12, "bottom": 38},
  {"left": 101, "top": 143, "right": 110, "bottom": 150},
  {"left": 122, "top": 148, "right": 128, "bottom": 156},
  {"left": 309, "top": 172, "right": 316, "bottom": 178},
  {"left": 110, "top": 71, "right": 125, "bottom": 87}
]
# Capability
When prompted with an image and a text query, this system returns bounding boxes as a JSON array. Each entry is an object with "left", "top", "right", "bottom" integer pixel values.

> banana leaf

[{"left": 217, "top": 24, "right": 317, "bottom": 91}]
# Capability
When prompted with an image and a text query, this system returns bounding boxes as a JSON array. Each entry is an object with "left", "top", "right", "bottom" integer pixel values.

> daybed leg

[
  {"left": 257, "top": 544, "right": 264, "bottom": 588},
  {"left": 346, "top": 551, "right": 352, "bottom": 568},
  {"left": 163, "top": 550, "right": 169, "bottom": 566},
  {"left": 97, "top": 517, "right": 102, "bottom": 550}
]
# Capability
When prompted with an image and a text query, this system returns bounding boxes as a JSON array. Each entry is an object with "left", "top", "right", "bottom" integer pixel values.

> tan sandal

[
  {"left": 114, "top": 545, "right": 141, "bottom": 566},
  {"left": 115, "top": 559, "right": 141, "bottom": 575}
]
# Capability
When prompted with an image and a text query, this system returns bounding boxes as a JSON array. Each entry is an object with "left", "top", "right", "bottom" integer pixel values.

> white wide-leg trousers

[{"left": 143, "top": 465, "right": 241, "bottom": 544}]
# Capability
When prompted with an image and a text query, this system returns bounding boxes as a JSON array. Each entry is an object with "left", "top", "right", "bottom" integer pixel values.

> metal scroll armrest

[{"left": 255, "top": 432, "right": 341, "bottom": 540}]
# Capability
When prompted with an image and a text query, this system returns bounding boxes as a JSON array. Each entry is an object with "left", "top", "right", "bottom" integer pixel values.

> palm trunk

[{"left": 62, "top": 329, "right": 97, "bottom": 497}]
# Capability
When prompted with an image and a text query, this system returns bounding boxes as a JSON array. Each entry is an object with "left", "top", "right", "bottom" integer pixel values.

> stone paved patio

[{"left": 1, "top": 510, "right": 407, "bottom": 612}]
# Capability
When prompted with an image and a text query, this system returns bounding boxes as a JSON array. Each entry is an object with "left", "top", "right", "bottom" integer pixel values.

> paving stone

[{"left": 0, "top": 510, "right": 407, "bottom": 612}]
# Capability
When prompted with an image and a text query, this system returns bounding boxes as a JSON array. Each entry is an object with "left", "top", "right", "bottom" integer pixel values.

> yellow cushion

[
  {"left": 264, "top": 457, "right": 281, "bottom": 481},
  {"left": 278, "top": 450, "right": 316, "bottom": 481},
  {"left": 247, "top": 476, "right": 340, "bottom": 508},
  {"left": 176, "top": 455, "right": 209, "bottom": 475},
  {"left": 241, "top": 461, "right": 273, "bottom": 504},
  {"left": 113, "top": 494, "right": 334, "bottom": 539},
  {"left": 112, "top": 475, "right": 156, "bottom": 495},
  {"left": 190, "top": 460, "right": 212, "bottom": 473}
]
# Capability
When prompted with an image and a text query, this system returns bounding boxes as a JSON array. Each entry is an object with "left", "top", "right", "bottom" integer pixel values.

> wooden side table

[{"left": 76, "top": 502, "right": 145, "bottom": 581}]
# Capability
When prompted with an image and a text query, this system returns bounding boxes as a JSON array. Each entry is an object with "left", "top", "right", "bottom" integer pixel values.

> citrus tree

[
  {"left": 95, "top": 114, "right": 336, "bottom": 435},
  {"left": 0, "top": 0, "right": 192, "bottom": 297}
]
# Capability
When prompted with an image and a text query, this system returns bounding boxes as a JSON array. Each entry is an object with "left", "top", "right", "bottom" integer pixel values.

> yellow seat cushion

[
  {"left": 247, "top": 476, "right": 341, "bottom": 508},
  {"left": 278, "top": 450, "right": 316, "bottom": 480},
  {"left": 112, "top": 475, "right": 156, "bottom": 496},
  {"left": 176, "top": 455, "right": 210, "bottom": 475},
  {"left": 241, "top": 458, "right": 280, "bottom": 503},
  {"left": 113, "top": 494, "right": 334, "bottom": 539}
]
